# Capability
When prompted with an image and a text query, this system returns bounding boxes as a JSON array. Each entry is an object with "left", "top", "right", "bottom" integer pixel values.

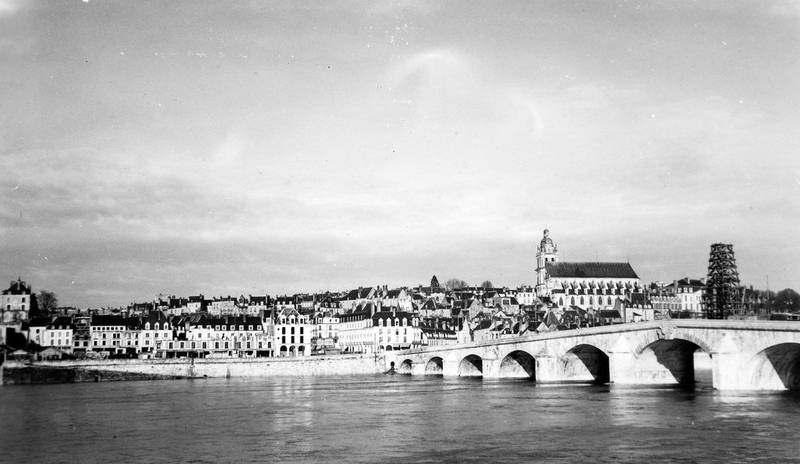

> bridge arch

[
  {"left": 458, "top": 354, "right": 483, "bottom": 377},
  {"left": 564, "top": 344, "right": 609, "bottom": 383},
  {"left": 631, "top": 338, "right": 707, "bottom": 386},
  {"left": 749, "top": 343, "right": 800, "bottom": 390},
  {"left": 632, "top": 330, "right": 714, "bottom": 357},
  {"left": 425, "top": 356, "right": 444, "bottom": 375},
  {"left": 499, "top": 350, "right": 536, "bottom": 379},
  {"left": 397, "top": 359, "right": 413, "bottom": 374}
]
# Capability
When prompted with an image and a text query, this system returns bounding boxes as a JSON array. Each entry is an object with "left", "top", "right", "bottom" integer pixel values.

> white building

[
  {"left": 273, "top": 308, "right": 313, "bottom": 357},
  {"left": 534, "top": 229, "right": 645, "bottom": 312}
]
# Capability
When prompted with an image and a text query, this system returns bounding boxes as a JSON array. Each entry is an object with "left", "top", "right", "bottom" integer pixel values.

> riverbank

[{"left": 2, "top": 354, "right": 384, "bottom": 385}]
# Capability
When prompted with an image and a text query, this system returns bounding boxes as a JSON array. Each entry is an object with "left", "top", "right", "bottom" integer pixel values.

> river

[{"left": 2, "top": 375, "right": 799, "bottom": 463}]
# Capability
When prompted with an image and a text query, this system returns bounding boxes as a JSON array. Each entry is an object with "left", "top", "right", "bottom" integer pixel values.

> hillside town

[{"left": 0, "top": 230, "right": 784, "bottom": 362}]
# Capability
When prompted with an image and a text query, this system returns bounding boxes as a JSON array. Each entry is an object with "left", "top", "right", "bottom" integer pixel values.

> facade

[
  {"left": 2, "top": 278, "right": 33, "bottom": 325},
  {"left": 337, "top": 309, "right": 374, "bottom": 354},
  {"left": 372, "top": 310, "right": 421, "bottom": 351},
  {"left": 89, "top": 315, "right": 127, "bottom": 355},
  {"left": 516, "top": 286, "right": 537, "bottom": 306},
  {"left": 312, "top": 312, "right": 340, "bottom": 354},
  {"left": 274, "top": 308, "right": 312, "bottom": 356},
  {"left": 209, "top": 296, "right": 237, "bottom": 316},
  {"left": 650, "top": 278, "right": 705, "bottom": 318},
  {"left": 42, "top": 316, "right": 74, "bottom": 353},
  {"left": 28, "top": 317, "right": 49, "bottom": 346},
  {"left": 139, "top": 311, "right": 173, "bottom": 355}
]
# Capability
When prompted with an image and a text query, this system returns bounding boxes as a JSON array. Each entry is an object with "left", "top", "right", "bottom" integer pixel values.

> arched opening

[
  {"left": 458, "top": 354, "right": 483, "bottom": 377},
  {"left": 632, "top": 339, "right": 706, "bottom": 386},
  {"left": 564, "top": 344, "right": 609, "bottom": 383},
  {"left": 298, "top": 345, "right": 305, "bottom": 355},
  {"left": 425, "top": 356, "right": 443, "bottom": 375},
  {"left": 499, "top": 350, "right": 535, "bottom": 379},
  {"left": 385, "top": 345, "right": 393, "bottom": 351},
  {"left": 288, "top": 345, "right": 296, "bottom": 356},
  {"left": 752, "top": 343, "right": 800, "bottom": 390},
  {"left": 279, "top": 345, "right": 287, "bottom": 357},
  {"left": 398, "top": 359, "right": 413, "bottom": 374}
]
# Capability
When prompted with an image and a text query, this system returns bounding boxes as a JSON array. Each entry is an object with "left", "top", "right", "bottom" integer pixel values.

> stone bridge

[{"left": 385, "top": 320, "right": 800, "bottom": 390}]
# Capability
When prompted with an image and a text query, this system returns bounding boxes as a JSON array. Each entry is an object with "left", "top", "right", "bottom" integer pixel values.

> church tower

[{"left": 535, "top": 229, "right": 559, "bottom": 297}]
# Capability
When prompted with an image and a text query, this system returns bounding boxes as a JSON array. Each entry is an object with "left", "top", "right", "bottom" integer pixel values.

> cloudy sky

[{"left": 1, "top": 0, "right": 798, "bottom": 307}]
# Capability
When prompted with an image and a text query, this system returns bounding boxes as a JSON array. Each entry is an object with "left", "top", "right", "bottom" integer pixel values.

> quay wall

[{"left": 3, "top": 355, "right": 384, "bottom": 385}]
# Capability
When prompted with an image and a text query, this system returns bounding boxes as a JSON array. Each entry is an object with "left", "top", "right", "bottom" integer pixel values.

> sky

[{"left": 1, "top": 0, "right": 799, "bottom": 308}]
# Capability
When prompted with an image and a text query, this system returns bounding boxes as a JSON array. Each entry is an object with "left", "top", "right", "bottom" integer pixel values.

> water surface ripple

[{"left": 2, "top": 375, "right": 799, "bottom": 463}]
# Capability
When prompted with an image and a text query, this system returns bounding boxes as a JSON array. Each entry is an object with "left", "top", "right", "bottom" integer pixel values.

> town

[{"left": 0, "top": 230, "right": 792, "bottom": 363}]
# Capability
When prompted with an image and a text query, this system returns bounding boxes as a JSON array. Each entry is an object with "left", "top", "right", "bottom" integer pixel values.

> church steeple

[{"left": 535, "top": 229, "right": 559, "bottom": 297}]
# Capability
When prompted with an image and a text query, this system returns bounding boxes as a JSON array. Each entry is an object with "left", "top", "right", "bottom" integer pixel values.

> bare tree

[
  {"left": 481, "top": 280, "right": 493, "bottom": 289},
  {"left": 444, "top": 278, "right": 468, "bottom": 290},
  {"left": 38, "top": 290, "right": 59, "bottom": 316}
]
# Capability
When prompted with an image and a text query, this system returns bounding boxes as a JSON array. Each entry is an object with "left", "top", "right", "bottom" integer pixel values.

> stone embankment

[{"left": 2, "top": 354, "right": 384, "bottom": 385}]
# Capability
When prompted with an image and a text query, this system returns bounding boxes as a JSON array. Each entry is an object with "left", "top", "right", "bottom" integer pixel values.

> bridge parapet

[{"left": 384, "top": 320, "right": 800, "bottom": 390}]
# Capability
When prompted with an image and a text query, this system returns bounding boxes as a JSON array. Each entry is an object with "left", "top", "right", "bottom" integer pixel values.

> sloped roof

[
  {"left": 29, "top": 317, "right": 51, "bottom": 327},
  {"left": 2, "top": 279, "right": 31, "bottom": 295},
  {"left": 91, "top": 315, "right": 126, "bottom": 326},
  {"left": 545, "top": 262, "right": 639, "bottom": 279},
  {"left": 599, "top": 310, "right": 622, "bottom": 319}
]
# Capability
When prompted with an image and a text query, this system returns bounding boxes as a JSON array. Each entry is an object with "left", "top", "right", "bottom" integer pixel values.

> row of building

[{"left": 2, "top": 230, "right": 768, "bottom": 359}]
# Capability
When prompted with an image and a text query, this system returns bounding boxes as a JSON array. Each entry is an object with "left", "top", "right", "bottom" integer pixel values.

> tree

[
  {"left": 38, "top": 290, "right": 59, "bottom": 317},
  {"left": 481, "top": 280, "right": 493, "bottom": 289},
  {"left": 775, "top": 288, "right": 800, "bottom": 313},
  {"left": 444, "top": 278, "right": 468, "bottom": 291}
]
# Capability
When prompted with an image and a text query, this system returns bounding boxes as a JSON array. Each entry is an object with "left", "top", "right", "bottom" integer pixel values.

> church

[{"left": 534, "top": 229, "right": 646, "bottom": 311}]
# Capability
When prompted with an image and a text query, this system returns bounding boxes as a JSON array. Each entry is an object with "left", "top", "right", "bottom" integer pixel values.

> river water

[{"left": 2, "top": 375, "right": 799, "bottom": 463}]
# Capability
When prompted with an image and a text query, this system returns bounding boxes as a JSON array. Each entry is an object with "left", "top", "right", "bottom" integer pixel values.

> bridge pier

[
  {"left": 608, "top": 348, "right": 636, "bottom": 385},
  {"left": 711, "top": 351, "right": 754, "bottom": 390},
  {"left": 480, "top": 359, "right": 502, "bottom": 378},
  {"left": 535, "top": 356, "right": 560, "bottom": 382},
  {"left": 610, "top": 346, "right": 694, "bottom": 385},
  {"left": 442, "top": 358, "right": 459, "bottom": 377}
]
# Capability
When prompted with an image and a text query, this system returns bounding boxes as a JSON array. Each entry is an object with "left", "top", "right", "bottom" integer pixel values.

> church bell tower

[{"left": 535, "top": 229, "right": 559, "bottom": 297}]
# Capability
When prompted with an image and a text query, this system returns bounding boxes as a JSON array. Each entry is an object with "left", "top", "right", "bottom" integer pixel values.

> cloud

[{"left": 0, "top": 0, "right": 22, "bottom": 16}]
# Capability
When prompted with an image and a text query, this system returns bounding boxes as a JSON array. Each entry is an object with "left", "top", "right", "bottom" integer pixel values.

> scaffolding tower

[{"left": 703, "top": 243, "right": 742, "bottom": 319}]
